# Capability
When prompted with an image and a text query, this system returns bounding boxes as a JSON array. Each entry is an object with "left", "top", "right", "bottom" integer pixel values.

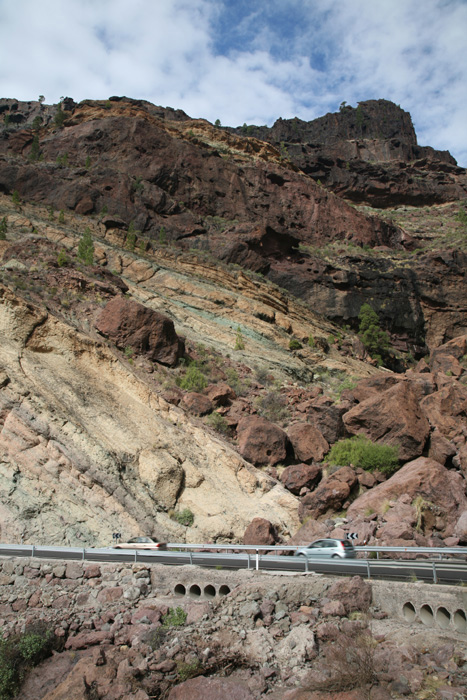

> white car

[
  {"left": 294, "top": 538, "right": 356, "bottom": 559},
  {"left": 113, "top": 537, "right": 167, "bottom": 550}
]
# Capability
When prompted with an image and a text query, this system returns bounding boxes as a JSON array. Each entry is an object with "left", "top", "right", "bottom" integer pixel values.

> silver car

[{"left": 294, "top": 538, "right": 356, "bottom": 559}]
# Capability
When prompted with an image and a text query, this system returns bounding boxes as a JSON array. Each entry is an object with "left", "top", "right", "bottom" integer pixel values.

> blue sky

[{"left": 1, "top": 0, "right": 466, "bottom": 165}]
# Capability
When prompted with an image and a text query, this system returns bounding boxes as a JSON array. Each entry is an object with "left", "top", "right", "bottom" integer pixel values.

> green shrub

[
  {"left": 171, "top": 508, "right": 194, "bottom": 527},
  {"left": 162, "top": 606, "right": 187, "bottom": 628},
  {"left": 77, "top": 227, "right": 94, "bottom": 265},
  {"left": 326, "top": 434, "right": 399, "bottom": 475},
  {"left": 57, "top": 250, "right": 68, "bottom": 267},
  {"left": 0, "top": 217, "right": 7, "bottom": 240},
  {"left": 255, "top": 390, "right": 289, "bottom": 423},
  {"left": 358, "top": 303, "right": 390, "bottom": 364},
  {"left": 234, "top": 326, "right": 245, "bottom": 350},
  {"left": 0, "top": 625, "right": 56, "bottom": 699},
  {"left": 289, "top": 338, "right": 302, "bottom": 350},
  {"left": 54, "top": 104, "right": 65, "bottom": 127},
  {"left": 206, "top": 412, "right": 230, "bottom": 435},
  {"left": 307, "top": 335, "right": 316, "bottom": 348},
  {"left": 179, "top": 364, "right": 207, "bottom": 393},
  {"left": 11, "top": 190, "right": 20, "bottom": 207}
]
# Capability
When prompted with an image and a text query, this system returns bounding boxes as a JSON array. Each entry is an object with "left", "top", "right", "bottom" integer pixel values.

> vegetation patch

[{"left": 326, "top": 434, "right": 399, "bottom": 475}]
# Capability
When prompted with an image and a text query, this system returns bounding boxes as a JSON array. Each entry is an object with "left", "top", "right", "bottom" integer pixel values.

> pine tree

[
  {"left": 78, "top": 227, "right": 94, "bottom": 265},
  {"left": 358, "top": 303, "right": 390, "bottom": 364}
]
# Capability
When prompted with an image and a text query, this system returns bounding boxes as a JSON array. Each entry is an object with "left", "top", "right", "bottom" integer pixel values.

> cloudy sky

[{"left": 1, "top": 0, "right": 466, "bottom": 165}]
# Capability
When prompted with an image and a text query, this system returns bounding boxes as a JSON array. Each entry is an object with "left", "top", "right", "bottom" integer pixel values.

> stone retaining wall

[{"left": 0, "top": 557, "right": 466, "bottom": 638}]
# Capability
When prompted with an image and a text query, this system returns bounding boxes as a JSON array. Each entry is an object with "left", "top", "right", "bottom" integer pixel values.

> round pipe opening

[
  {"left": 436, "top": 607, "right": 451, "bottom": 630},
  {"left": 453, "top": 609, "right": 467, "bottom": 634},
  {"left": 402, "top": 602, "right": 416, "bottom": 622},
  {"left": 219, "top": 585, "right": 231, "bottom": 597},
  {"left": 420, "top": 604, "right": 434, "bottom": 627},
  {"left": 174, "top": 584, "right": 186, "bottom": 597},
  {"left": 189, "top": 584, "right": 201, "bottom": 599},
  {"left": 203, "top": 584, "right": 216, "bottom": 599}
]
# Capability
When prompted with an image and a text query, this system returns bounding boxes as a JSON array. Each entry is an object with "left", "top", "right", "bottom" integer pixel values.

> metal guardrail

[
  {"left": 0, "top": 544, "right": 466, "bottom": 583},
  {"left": 165, "top": 543, "right": 467, "bottom": 557}
]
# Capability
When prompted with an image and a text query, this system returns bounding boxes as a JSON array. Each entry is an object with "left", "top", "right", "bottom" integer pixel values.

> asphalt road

[{"left": 1, "top": 545, "right": 466, "bottom": 584}]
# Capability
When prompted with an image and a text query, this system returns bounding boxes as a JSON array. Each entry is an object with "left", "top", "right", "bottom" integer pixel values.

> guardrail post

[
  {"left": 432, "top": 562, "right": 437, "bottom": 584},
  {"left": 366, "top": 559, "right": 371, "bottom": 579},
  {"left": 135, "top": 551, "right": 137, "bottom": 563},
  {"left": 31, "top": 546, "right": 35, "bottom": 558},
  {"left": 247, "top": 553, "right": 251, "bottom": 570},
  {"left": 189, "top": 552, "right": 193, "bottom": 566},
  {"left": 82, "top": 548, "right": 85, "bottom": 561},
  {"left": 305, "top": 558, "right": 308, "bottom": 573},
  {"left": 255, "top": 549, "right": 259, "bottom": 571}
]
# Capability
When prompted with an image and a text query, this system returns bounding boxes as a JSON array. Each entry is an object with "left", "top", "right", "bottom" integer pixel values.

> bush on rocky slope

[{"left": 327, "top": 435, "right": 400, "bottom": 476}]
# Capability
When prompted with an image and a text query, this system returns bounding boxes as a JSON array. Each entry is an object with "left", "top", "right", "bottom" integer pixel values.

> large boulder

[
  {"left": 243, "top": 517, "right": 277, "bottom": 546},
  {"left": 95, "top": 295, "right": 184, "bottom": 366},
  {"left": 343, "top": 380, "right": 430, "bottom": 461},
  {"left": 347, "top": 457, "right": 467, "bottom": 537},
  {"left": 420, "top": 382, "right": 467, "bottom": 440},
  {"left": 236, "top": 415, "right": 288, "bottom": 466},
  {"left": 430, "top": 335, "right": 467, "bottom": 376},
  {"left": 280, "top": 463, "right": 322, "bottom": 495},
  {"left": 327, "top": 576, "right": 372, "bottom": 614},
  {"left": 299, "top": 467, "right": 357, "bottom": 521},
  {"left": 287, "top": 422, "right": 329, "bottom": 463}
]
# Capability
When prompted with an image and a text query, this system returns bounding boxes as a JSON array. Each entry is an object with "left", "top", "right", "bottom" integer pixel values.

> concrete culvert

[
  {"left": 454, "top": 609, "right": 467, "bottom": 634},
  {"left": 420, "top": 604, "right": 434, "bottom": 627},
  {"left": 174, "top": 584, "right": 186, "bottom": 597},
  {"left": 204, "top": 584, "right": 216, "bottom": 599},
  {"left": 189, "top": 584, "right": 201, "bottom": 598},
  {"left": 219, "top": 585, "right": 231, "bottom": 597},
  {"left": 402, "top": 602, "right": 416, "bottom": 622},
  {"left": 436, "top": 607, "right": 451, "bottom": 630}
]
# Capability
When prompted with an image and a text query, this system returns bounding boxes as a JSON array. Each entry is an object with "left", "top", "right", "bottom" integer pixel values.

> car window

[
  {"left": 309, "top": 541, "right": 322, "bottom": 548},
  {"left": 342, "top": 541, "right": 354, "bottom": 548}
]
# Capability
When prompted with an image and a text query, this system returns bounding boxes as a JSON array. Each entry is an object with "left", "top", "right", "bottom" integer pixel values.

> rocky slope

[{"left": 0, "top": 95, "right": 466, "bottom": 554}]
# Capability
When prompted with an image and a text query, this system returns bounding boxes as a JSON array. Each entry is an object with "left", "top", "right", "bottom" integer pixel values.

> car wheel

[{"left": 331, "top": 554, "right": 340, "bottom": 558}]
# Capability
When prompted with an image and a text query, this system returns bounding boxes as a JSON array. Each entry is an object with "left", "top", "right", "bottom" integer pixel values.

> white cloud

[{"left": 0, "top": 0, "right": 465, "bottom": 164}]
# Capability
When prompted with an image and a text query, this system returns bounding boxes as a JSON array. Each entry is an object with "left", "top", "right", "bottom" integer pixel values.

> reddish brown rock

[
  {"left": 347, "top": 457, "right": 467, "bottom": 536},
  {"left": 280, "top": 463, "right": 322, "bottom": 495},
  {"left": 427, "top": 428, "right": 457, "bottom": 466},
  {"left": 181, "top": 392, "right": 213, "bottom": 416},
  {"left": 206, "top": 383, "right": 236, "bottom": 406},
  {"left": 97, "top": 586, "right": 123, "bottom": 603},
  {"left": 343, "top": 381, "right": 430, "bottom": 461},
  {"left": 430, "top": 335, "right": 467, "bottom": 375},
  {"left": 95, "top": 295, "right": 184, "bottom": 366},
  {"left": 243, "top": 517, "right": 277, "bottom": 546},
  {"left": 299, "top": 467, "right": 357, "bottom": 521},
  {"left": 236, "top": 415, "right": 288, "bottom": 466},
  {"left": 420, "top": 382, "right": 467, "bottom": 440},
  {"left": 327, "top": 576, "right": 372, "bottom": 614},
  {"left": 65, "top": 629, "right": 113, "bottom": 650},
  {"left": 287, "top": 422, "right": 329, "bottom": 463},
  {"left": 84, "top": 565, "right": 101, "bottom": 579},
  {"left": 168, "top": 677, "right": 255, "bottom": 700},
  {"left": 297, "top": 396, "right": 346, "bottom": 444}
]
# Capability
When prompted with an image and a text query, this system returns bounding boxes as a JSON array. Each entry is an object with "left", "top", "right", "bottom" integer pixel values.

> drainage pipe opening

[
  {"left": 402, "top": 602, "right": 416, "bottom": 623},
  {"left": 420, "top": 604, "right": 434, "bottom": 627},
  {"left": 454, "top": 609, "right": 467, "bottom": 634},
  {"left": 189, "top": 584, "right": 201, "bottom": 599},
  {"left": 219, "top": 585, "right": 231, "bottom": 597},
  {"left": 204, "top": 585, "right": 216, "bottom": 599},
  {"left": 436, "top": 607, "right": 451, "bottom": 630}
]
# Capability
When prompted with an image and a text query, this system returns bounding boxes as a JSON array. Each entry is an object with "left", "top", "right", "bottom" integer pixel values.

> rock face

[
  {"left": 96, "top": 295, "right": 184, "bottom": 366},
  {"left": 0, "top": 283, "right": 300, "bottom": 545},
  {"left": 231, "top": 99, "right": 466, "bottom": 207},
  {"left": 347, "top": 457, "right": 467, "bottom": 538},
  {"left": 343, "top": 380, "right": 431, "bottom": 461},
  {"left": 298, "top": 467, "right": 358, "bottom": 521}
]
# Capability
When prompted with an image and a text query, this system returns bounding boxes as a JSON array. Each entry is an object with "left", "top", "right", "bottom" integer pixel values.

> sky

[{"left": 1, "top": 0, "right": 466, "bottom": 165}]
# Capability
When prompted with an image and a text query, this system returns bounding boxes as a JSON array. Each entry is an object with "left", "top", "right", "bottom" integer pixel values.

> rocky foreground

[{"left": 1, "top": 558, "right": 466, "bottom": 700}]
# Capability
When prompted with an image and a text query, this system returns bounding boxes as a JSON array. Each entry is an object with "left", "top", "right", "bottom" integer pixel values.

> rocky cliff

[{"left": 0, "top": 95, "right": 466, "bottom": 554}]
